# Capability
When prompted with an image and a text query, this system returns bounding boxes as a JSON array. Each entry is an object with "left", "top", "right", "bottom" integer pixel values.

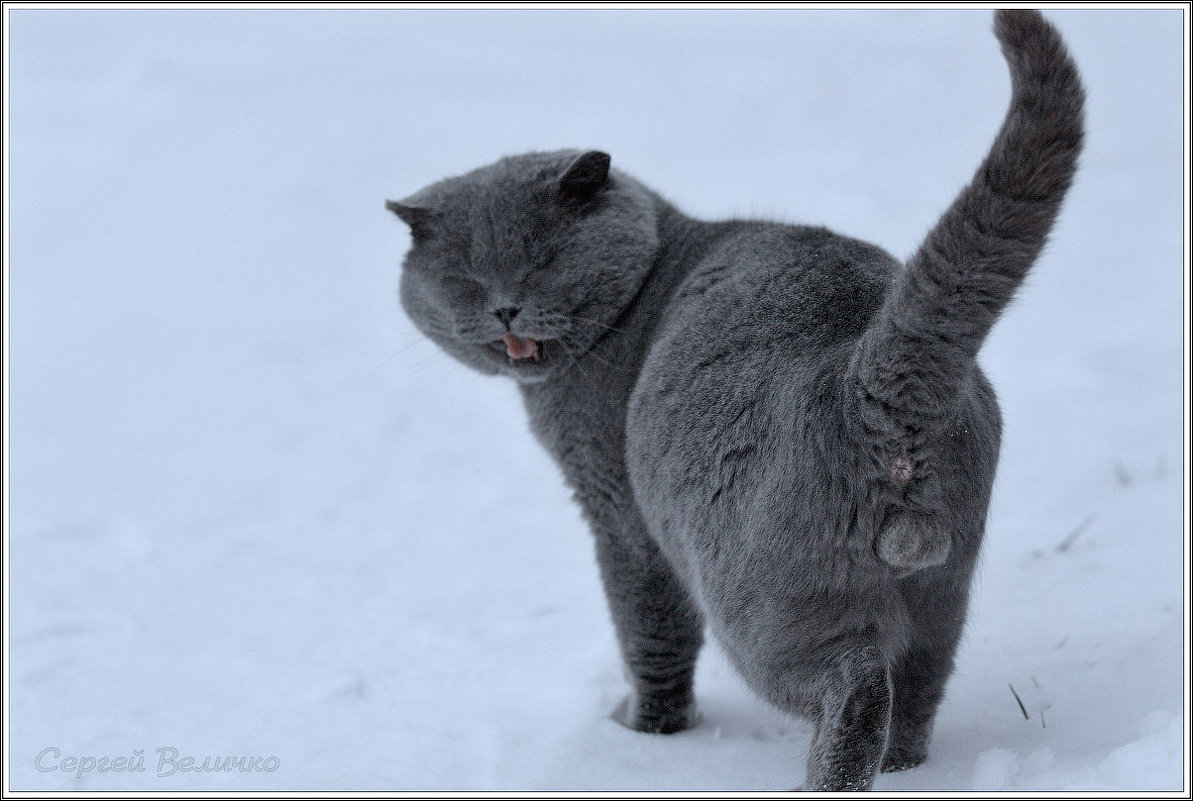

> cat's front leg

[
  {"left": 611, "top": 686, "right": 697, "bottom": 735},
  {"left": 590, "top": 524, "right": 704, "bottom": 735}
]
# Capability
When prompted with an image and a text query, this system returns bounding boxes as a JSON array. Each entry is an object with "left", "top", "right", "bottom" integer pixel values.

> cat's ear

[
  {"left": 386, "top": 200, "right": 434, "bottom": 242},
  {"left": 385, "top": 200, "right": 427, "bottom": 227},
  {"left": 558, "top": 150, "right": 611, "bottom": 209}
]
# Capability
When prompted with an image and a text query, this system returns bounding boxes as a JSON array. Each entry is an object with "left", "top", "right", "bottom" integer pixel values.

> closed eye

[
  {"left": 441, "top": 273, "right": 487, "bottom": 302},
  {"left": 534, "top": 246, "right": 561, "bottom": 272}
]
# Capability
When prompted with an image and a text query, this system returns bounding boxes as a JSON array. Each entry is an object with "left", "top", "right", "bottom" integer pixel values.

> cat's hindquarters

[{"left": 843, "top": 10, "right": 1082, "bottom": 572}]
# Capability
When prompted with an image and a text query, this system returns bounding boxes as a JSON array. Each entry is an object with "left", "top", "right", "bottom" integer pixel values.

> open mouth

[{"left": 488, "top": 332, "right": 548, "bottom": 365}]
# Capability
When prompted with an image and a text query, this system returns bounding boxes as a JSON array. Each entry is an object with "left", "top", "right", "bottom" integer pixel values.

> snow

[{"left": 5, "top": 7, "right": 1187, "bottom": 793}]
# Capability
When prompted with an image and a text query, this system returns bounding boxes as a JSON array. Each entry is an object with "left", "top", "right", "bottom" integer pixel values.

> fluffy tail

[{"left": 850, "top": 10, "right": 1085, "bottom": 426}]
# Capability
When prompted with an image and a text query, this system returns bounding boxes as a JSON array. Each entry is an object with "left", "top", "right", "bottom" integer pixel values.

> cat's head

[{"left": 388, "top": 149, "right": 660, "bottom": 384}]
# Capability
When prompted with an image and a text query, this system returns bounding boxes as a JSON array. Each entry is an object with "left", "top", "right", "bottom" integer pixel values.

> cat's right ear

[
  {"left": 386, "top": 200, "right": 434, "bottom": 243},
  {"left": 558, "top": 150, "right": 611, "bottom": 209}
]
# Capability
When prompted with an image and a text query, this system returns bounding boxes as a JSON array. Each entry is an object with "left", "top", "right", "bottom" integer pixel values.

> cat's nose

[{"left": 492, "top": 306, "right": 521, "bottom": 328}]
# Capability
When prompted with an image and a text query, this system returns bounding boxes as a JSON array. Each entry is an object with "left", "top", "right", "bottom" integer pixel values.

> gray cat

[{"left": 386, "top": 9, "right": 1084, "bottom": 791}]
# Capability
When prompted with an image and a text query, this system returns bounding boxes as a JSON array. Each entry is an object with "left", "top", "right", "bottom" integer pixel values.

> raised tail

[{"left": 850, "top": 9, "right": 1085, "bottom": 427}]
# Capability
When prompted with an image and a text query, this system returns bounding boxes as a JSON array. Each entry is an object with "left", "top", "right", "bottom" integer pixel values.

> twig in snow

[
  {"left": 1055, "top": 514, "right": 1095, "bottom": 553},
  {"left": 1112, "top": 460, "right": 1133, "bottom": 487},
  {"left": 1008, "top": 683, "right": 1029, "bottom": 721}
]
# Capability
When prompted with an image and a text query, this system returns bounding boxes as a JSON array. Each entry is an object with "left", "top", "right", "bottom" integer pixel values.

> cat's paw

[
  {"left": 876, "top": 513, "right": 950, "bottom": 572},
  {"left": 881, "top": 743, "right": 928, "bottom": 773},
  {"left": 611, "top": 693, "right": 699, "bottom": 734}
]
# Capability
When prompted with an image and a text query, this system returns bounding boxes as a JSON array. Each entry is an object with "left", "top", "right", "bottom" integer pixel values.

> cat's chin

[{"left": 480, "top": 338, "right": 563, "bottom": 384}]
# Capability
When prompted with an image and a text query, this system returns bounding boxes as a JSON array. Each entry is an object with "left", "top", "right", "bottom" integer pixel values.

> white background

[{"left": 6, "top": 7, "right": 1186, "bottom": 791}]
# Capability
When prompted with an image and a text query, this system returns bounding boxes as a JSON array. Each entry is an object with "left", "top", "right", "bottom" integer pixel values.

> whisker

[
  {"left": 564, "top": 328, "right": 630, "bottom": 376},
  {"left": 555, "top": 334, "right": 597, "bottom": 383},
  {"left": 566, "top": 337, "right": 620, "bottom": 371},
  {"left": 372, "top": 337, "right": 430, "bottom": 370},
  {"left": 566, "top": 313, "right": 631, "bottom": 337}
]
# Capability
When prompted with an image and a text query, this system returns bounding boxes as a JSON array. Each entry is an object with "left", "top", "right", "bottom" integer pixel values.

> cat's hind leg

[
  {"left": 882, "top": 569, "right": 974, "bottom": 772},
  {"left": 801, "top": 646, "right": 893, "bottom": 791},
  {"left": 881, "top": 644, "right": 944, "bottom": 772}
]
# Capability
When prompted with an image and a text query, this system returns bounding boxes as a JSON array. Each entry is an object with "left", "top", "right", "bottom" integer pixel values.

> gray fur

[{"left": 387, "top": 10, "right": 1084, "bottom": 791}]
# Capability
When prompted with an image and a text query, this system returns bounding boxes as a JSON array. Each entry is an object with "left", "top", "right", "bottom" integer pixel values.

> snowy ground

[{"left": 5, "top": 7, "right": 1187, "bottom": 793}]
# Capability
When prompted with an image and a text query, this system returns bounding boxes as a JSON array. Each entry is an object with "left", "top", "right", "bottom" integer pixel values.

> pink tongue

[{"left": 502, "top": 332, "right": 539, "bottom": 360}]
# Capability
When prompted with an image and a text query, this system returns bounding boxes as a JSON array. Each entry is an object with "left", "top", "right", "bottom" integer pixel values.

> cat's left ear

[
  {"left": 558, "top": 150, "right": 611, "bottom": 208},
  {"left": 386, "top": 200, "right": 428, "bottom": 226},
  {"left": 386, "top": 200, "right": 434, "bottom": 242}
]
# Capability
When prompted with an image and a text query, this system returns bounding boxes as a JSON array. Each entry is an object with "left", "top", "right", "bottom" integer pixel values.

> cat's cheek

[
  {"left": 398, "top": 276, "right": 488, "bottom": 375},
  {"left": 443, "top": 340, "right": 502, "bottom": 377},
  {"left": 398, "top": 271, "right": 431, "bottom": 326}
]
